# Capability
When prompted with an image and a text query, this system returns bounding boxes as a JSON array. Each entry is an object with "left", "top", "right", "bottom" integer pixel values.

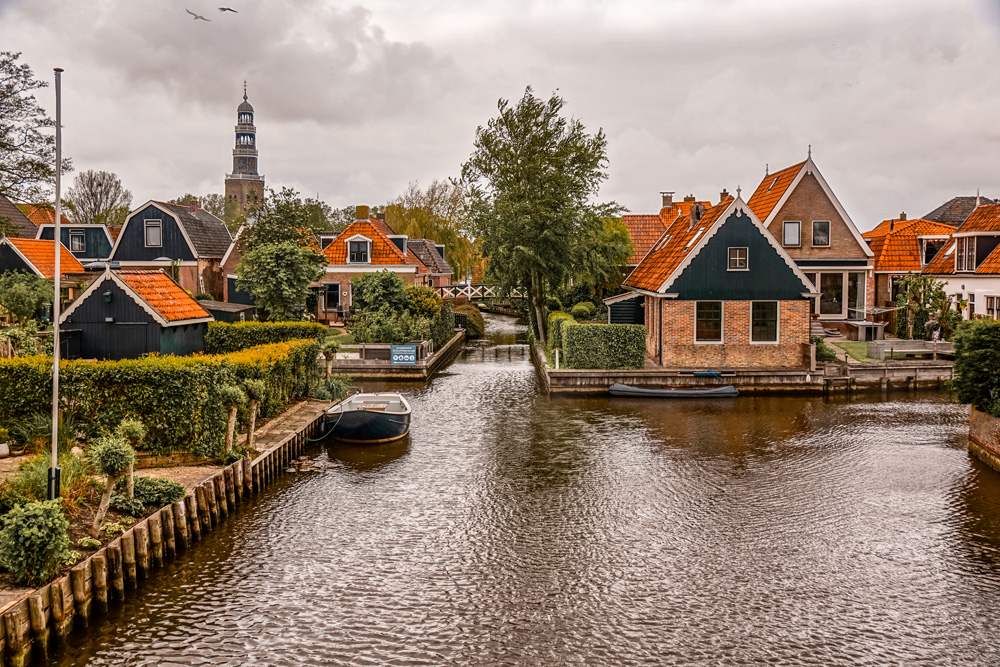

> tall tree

[
  {"left": 239, "top": 187, "right": 324, "bottom": 253},
  {"left": 461, "top": 87, "right": 618, "bottom": 344},
  {"left": 67, "top": 170, "right": 132, "bottom": 225},
  {"left": 0, "top": 52, "right": 72, "bottom": 202},
  {"left": 0, "top": 271, "right": 52, "bottom": 327},
  {"left": 384, "top": 179, "right": 477, "bottom": 280},
  {"left": 235, "top": 241, "right": 326, "bottom": 321},
  {"left": 572, "top": 216, "right": 633, "bottom": 293}
]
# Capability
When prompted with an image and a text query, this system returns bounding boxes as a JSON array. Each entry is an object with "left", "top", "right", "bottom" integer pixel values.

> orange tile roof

[
  {"left": 4, "top": 237, "right": 85, "bottom": 278},
  {"left": 624, "top": 197, "right": 734, "bottom": 292},
  {"left": 977, "top": 244, "right": 1000, "bottom": 274},
  {"left": 15, "top": 203, "right": 71, "bottom": 226},
  {"left": 862, "top": 218, "right": 954, "bottom": 273},
  {"left": 746, "top": 161, "right": 805, "bottom": 222},
  {"left": 922, "top": 240, "right": 956, "bottom": 275},
  {"left": 622, "top": 214, "right": 667, "bottom": 265},
  {"left": 955, "top": 203, "right": 1000, "bottom": 234},
  {"left": 116, "top": 270, "right": 211, "bottom": 322},
  {"left": 322, "top": 219, "right": 423, "bottom": 269}
]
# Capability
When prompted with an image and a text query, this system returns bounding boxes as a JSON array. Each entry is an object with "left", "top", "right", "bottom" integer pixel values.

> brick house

[
  {"left": 108, "top": 200, "right": 233, "bottom": 299},
  {"left": 923, "top": 202, "right": 1000, "bottom": 320},
  {"left": 746, "top": 154, "right": 874, "bottom": 329},
  {"left": 862, "top": 214, "right": 954, "bottom": 307},
  {"left": 623, "top": 194, "right": 816, "bottom": 369}
]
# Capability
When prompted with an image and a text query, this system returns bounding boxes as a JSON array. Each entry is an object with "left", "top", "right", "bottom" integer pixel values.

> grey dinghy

[
  {"left": 609, "top": 383, "right": 739, "bottom": 398},
  {"left": 325, "top": 393, "right": 412, "bottom": 443}
]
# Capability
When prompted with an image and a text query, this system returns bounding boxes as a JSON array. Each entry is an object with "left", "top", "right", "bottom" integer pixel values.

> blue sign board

[{"left": 391, "top": 344, "right": 418, "bottom": 366}]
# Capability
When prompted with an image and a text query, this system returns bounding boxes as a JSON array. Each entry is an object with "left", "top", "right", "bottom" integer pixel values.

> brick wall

[
  {"left": 648, "top": 298, "right": 810, "bottom": 368},
  {"left": 766, "top": 172, "right": 867, "bottom": 260}
]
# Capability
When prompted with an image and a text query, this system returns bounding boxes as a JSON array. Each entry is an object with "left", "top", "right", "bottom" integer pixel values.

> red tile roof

[
  {"left": 322, "top": 219, "right": 424, "bottom": 269},
  {"left": 977, "top": 245, "right": 1000, "bottom": 274},
  {"left": 116, "top": 270, "right": 211, "bottom": 322},
  {"left": 955, "top": 203, "right": 1000, "bottom": 234},
  {"left": 4, "top": 237, "right": 85, "bottom": 278},
  {"left": 622, "top": 214, "right": 667, "bottom": 265},
  {"left": 922, "top": 241, "right": 956, "bottom": 275},
  {"left": 15, "top": 203, "right": 71, "bottom": 226},
  {"left": 624, "top": 197, "right": 734, "bottom": 292},
  {"left": 862, "top": 218, "right": 954, "bottom": 273},
  {"left": 746, "top": 161, "right": 805, "bottom": 222}
]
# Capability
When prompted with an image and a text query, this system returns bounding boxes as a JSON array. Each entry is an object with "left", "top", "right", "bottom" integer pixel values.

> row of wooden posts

[{"left": 0, "top": 411, "right": 325, "bottom": 667}]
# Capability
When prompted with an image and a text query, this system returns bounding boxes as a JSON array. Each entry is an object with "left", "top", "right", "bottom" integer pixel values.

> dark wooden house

[
  {"left": 0, "top": 194, "right": 40, "bottom": 239},
  {"left": 108, "top": 201, "right": 233, "bottom": 299},
  {"left": 196, "top": 299, "right": 256, "bottom": 323},
  {"left": 59, "top": 269, "right": 213, "bottom": 359},
  {"left": 37, "top": 223, "right": 114, "bottom": 263}
]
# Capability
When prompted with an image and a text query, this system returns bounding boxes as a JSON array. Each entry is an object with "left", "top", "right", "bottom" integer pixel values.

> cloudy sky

[{"left": 2, "top": 0, "right": 999, "bottom": 230}]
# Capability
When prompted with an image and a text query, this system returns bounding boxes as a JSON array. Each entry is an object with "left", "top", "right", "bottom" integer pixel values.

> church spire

[{"left": 225, "top": 83, "right": 265, "bottom": 212}]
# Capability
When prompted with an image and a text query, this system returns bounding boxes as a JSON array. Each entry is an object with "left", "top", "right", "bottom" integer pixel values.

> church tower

[{"left": 225, "top": 82, "right": 265, "bottom": 212}]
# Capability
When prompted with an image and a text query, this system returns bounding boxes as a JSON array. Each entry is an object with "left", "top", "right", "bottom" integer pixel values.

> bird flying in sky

[
  {"left": 219, "top": 7, "right": 238, "bottom": 12},
  {"left": 186, "top": 9, "right": 211, "bottom": 21}
]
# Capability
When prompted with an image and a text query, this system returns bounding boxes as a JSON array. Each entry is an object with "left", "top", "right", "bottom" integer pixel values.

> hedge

[
  {"left": 0, "top": 339, "right": 322, "bottom": 457},
  {"left": 560, "top": 322, "right": 646, "bottom": 370},
  {"left": 546, "top": 311, "right": 575, "bottom": 359},
  {"left": 205, "top": 321, "right": 328, "bottom": 354},
  {"left": 952, "top": 319, "right": 1000, "bottom": 418}
]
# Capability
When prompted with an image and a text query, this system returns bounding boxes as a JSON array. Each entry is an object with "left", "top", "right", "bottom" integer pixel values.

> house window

[
  {"left": 820, "top": 273, "right": 843, "bottom": 315},
  {"left": 969, "top": 293, "right": 975, "bottom": 317},
  {"left": 783, "top": 221, "right": 801, "bottom": 247},
  {"left": 324, "top": 284, "right": 341, "bottom": 311},
  {"left": 69, "top": 231, "right": 85, "bottom": 253},
  {"left": 965, "top": 237, "right": 976, "bottom": 272},
  {"left": 695, "top": 301, "right": 723, "bottom": 342},
  {"left": 144, "top": 219, "right": 162, "bottom": 247},
  {"left": 812, "top": 221, "right": 831, "bottom": 247},
  {"left": 922, "top": 239, "right": 945, "bottom": 266},
  {"left": 987, "top": 296, "right": 997, "bottom": 320},
  {"left": 727, "top": 247, "right": 748, "bottom": 271},
  {"left": 751, "top": 301, "right": 778, "bottom": 342},
  {"left": 847, "top": 272, "right": 865, "bottom": 320},
  {"left": 349, "top": 240, "right": 370, "bottom": 263}
]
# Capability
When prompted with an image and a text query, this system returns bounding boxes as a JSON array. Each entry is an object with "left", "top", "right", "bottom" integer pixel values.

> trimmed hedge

[
  {"left": 952, "top": 319, "right": 1000, "bottom": 418},
  {"left": 454, "top": 304, "right": 485, "bottom": 338},
  {"left": 205, "top": 321, "right": 328, "bottom": 354},
  {"left": 0, "top": 339, "right": 322, "bottom": 457},
  {"left": 546, "top": 311, "right": 575, "bottom": 359},
  {"left": 561, "top": 322, "right": 645, "bottom": 370}
]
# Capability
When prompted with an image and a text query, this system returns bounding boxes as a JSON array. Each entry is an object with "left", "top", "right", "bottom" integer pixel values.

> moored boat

[
  {"left": 609, "top": 383, "right": 738, "bottom": 398},
  {"left": 325, "top": 393, "right": 412, "bottom": 443}
]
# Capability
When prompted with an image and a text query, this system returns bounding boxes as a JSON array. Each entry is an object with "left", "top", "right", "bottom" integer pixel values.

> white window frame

[
  {"left": 694, "top": 301, "right": 724, "bottom": 344},
  {"left": 69, "top": 231, "right": 85, "bottom": 253},
  {"left": 347, "top": 236, "right": 372, "bottom": 264},
  {"left": 812, "top": 220, "right": 831, "bottom": 247},
  {"left": 783, "top": 221, "right": 801, "bottom": 247},
  {"left": 750, "top": 301, "right": 780, "bottom": 344},
  {"left": 727, "top": 247, "right": 749, "bottom": 271},
  {"left": 144, "top": 219, "right": 162, "bottom": 248}
]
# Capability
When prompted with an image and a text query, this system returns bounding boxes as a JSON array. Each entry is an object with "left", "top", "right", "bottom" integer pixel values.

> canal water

[{"left": 54, "top": 314, "right": 1000, "bottom": 666}]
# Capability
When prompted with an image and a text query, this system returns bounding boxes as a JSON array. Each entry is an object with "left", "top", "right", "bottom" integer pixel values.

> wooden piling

[
  {"left": 233, "top": 461, "right": 244, "bottom": 502},
  {"left": 252, "top": 460, "right": 260, "bottom": 493},
  {"left": 214, "top": 475, "right": 228, "bottom": 520},
  {"left": 107, "top": 541, "right": 125, "bottom": 601},
  {"left": 173, "top": 499, "right": 190, "bottom": 547},
  {"left": 49, "top": 577, "right": 72, "bottom": 638},
  {"left": 224, "top": 466, "right": 236, "bottom": 508},
  {"left": 91, "top": 553, "right": 109, "bottom": 613},
  {"left": 162, "top": 507, "right": 176, "bottom": 558},
  {"left": 243, "top": 456, "right": 253, "bottom": 495},
  {"left": 70, "top": 563, "right": 90, "bottom": 627},
  {"left": 195, "top": 485, "right": 211, "bottom": 535},
  {"left": 148, "top": 512, "right": 164, "bottom": 569},
  {"left": 134, "top": 522, "right": 150, "bottom": 580},
  {"left": 27, "top": 594, "right": 49, "bottom": 656},
  {"left": 121, "top": 529, "right": 137, "bottom": 589},
  {"left": 186, "top": 493, "right": 202, "bottom": 541},
  {"left": 204, "top": 481, "right": 219, "bottom": 527},
  {"left": 4, "top": 603, "right": 28, "bottom": 667}
]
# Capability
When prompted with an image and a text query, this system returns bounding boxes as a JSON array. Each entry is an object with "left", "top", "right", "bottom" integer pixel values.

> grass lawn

[
  {"left": 327, "top": 333, "right": 355, "bottom": 346},
  {"left": 832, "top": 341, "right": 877, "bottom": 363}
]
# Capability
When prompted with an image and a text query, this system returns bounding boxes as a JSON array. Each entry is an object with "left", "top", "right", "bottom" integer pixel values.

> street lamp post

[{"left": 48, "top": 67, "right": 64, "bottom": 501}]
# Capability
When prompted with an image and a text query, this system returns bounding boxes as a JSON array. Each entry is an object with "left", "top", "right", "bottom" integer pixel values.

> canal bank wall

[
  {"left": 330, "top": 329, "right": 466, "bottom": 380},
  {"left": 531, "top": 343, "right": 954, "bottom": 395},
  {"left": 969, "top": 407, "right": 1000, "bottom": 473},
  {"left": 0, "top": 402, "right": 333, "bottom": 667}
]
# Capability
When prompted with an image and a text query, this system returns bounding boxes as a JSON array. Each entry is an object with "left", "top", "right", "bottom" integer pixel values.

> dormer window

[
  {"left": 69, "top": 231, "right": 85, "bottom": 252},
  {"left": 144, "top": 219, "right": 162, "bottom": 248},
  {"left": 956, "top": 237, "right": 976, "bottom": 272},
  {"left": 921, "top": 238, "right": 945, "bottom": 266},
  {"left": 349, "top": 239, "right": 370, "bottom": 263}
]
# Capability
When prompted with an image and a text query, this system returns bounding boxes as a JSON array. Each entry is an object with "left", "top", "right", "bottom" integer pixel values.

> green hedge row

[
  {"left": 561, "top": 321, "right": 646, "bottom": 370},
  {"left": 952, "top": 319, "right": 1000, "bottom": 418},
  {"left": 546, "top": 311, "right": 575, "bottom": 359},
  {"left": 205, "top": 321, "right": 328, "bottom": 354},
  {"left": 0, "top": 339, "right": 322, "bottom": 457}
]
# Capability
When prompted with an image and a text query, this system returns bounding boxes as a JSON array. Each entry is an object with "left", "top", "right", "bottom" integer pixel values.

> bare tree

[{"left": 67, "top": 170, "right": 133, "bottom": 225}]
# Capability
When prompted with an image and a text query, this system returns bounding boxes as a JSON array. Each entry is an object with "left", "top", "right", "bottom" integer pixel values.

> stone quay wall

[{"left": 969, "top": 407, "right": 1000, "bottom": 473}]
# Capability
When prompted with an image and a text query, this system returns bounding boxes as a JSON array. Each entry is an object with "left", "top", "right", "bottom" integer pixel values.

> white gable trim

[
  {"left": 108, "top": 201, "right": 199, "bottom": 261},
  {"left": 0, "top": 238, "right": 43, "bottom": 277},
  {"left": 658, "top": 197, "right": 820, "bottom": 297},
  {"left": 59, "top": 268, "right": 211, "bottom": 327},
  {"left": 220, "top": 225, "right": 244, "bottom": 266},
  {"left": 34, "top": 223, "right": 114, "bottom": 250}
]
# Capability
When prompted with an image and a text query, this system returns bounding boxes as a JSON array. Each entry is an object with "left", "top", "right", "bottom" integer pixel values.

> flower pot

[{"left": 0, "top": 442, "right": 9, "bottom": 458}]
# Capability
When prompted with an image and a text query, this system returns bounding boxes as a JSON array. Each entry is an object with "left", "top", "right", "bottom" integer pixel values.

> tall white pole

[{"left": 49, "top": 67, "right": 63, "bottom": 501}]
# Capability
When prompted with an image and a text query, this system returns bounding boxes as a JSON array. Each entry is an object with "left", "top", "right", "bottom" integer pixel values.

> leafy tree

[
  {"left": 0, "top": 52, "right": 72, "bottom": 202},
  {"left": 894, "top": 274, "right": 963, "bottom": 340},
  {"left": 573, "top": 217, "right": 633, "bottom": 293},
  {"left": 239, "top": 187, "right": 330, "bottom": 252},
  {"left": 384, "top": 180, "right": 477, "bottom": 280},
  {"left": 303, "top": 197, "right": 336, "bottom": 233},
  {"left": 350, "top": 270, "right": 410, "bottom": 314},
  {"left": 114, "top": 418, "right": 145, "bottom": 499},
  {"left": 952, "top": 319, "right": 1000, "bottom": 417},
  {"left": 461, "top": 87, "right": 619, "bottom": 345},
  {"left": 89, "top": 435, "right": 136, "bottom": 533},
  {"left": 67, "top": 170, "right": 133, "bottom": 226},
  {"left": 170, "top": 193, "right": 245, "bottom": 234},
  {"left": 235, "top": 241, "right": 326, "bottom": 321},
  {"left": 0, "top": 271, "right": 52, "bottom": 327},
  {"left": 218, "top": 384, "right": 246, "bottom": 453},
  {"left": 406, "top": 285, "right": 443, "bottom": 319}
]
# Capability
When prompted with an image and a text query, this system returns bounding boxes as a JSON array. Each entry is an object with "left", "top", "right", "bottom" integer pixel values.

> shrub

[
  {"left": 570, "top": 302, "right": 596, "bottom": 320},
  {"left": 545, "top": 297, "right": 562, "bottom": 313},
  {"left": 8, "top": 453, "right": 91, "bottom": 503},
  {"left": 127, "top": 476, "right": 186, "bottom": 507},
  {"left": 454, "top": 304, "right": 485, "bottom": 338},
  {"left": 351, "top": 271, "right": 409, "bottom": 313},
  {"left": 90, "top": 436, "right": 136, "bottom": 478},
  {"left": 11, "top": 412, "right": 77, "bottom": 453},
  {"left": 0, "top": 483, "right": 29, "bottom": 519},
  {"left": 194, "top": 292, "right": 214, "bottom": 301},
  {"left": 110, "top": 493, "right": 145, "bottom": 516},
  {"left": 77, "top": 537, "right": 101, "bottom": 549},
  {"left": 406, "top": 285, "right": 443, "bottom": 319},
  {"left": 0, "top": 428, "right": 8, "bottom": 442},
  {"left": 349, "top": 308, "right": 432, "bottom": 345},
  {"left": 811, "top": 335, "right": 838, "bottom": 362},
  {"left": 546, "top": 311, "right": 575, "bottom": 358},
  {"left": 205, "top": 321, "right": 328, "bottom": 354},
  {"left": 429, "top": 303, "right": 456, "bottom": 349},
  {"left": 312, "top": 375, "right": 353, "bottom": 402},
  {"left": 561, "top": 322, "right": 645, "bottom": 370},
  {"left": 0, "top": 499, "right": 71, "bottom": 585},
  {"left": 952, "top": 319, "right": 1000, "bottom": 417},
  {"left": 101, "top": 522, "right": 125, "bottom": 537},
  {"left": 115, "top": 418, "right": 146, "bottom": 448}
]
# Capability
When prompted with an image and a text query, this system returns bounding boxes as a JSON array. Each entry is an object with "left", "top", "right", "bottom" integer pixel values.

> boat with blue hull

[{"left": 325, "top": 393, "right": 412, "bottom": 444}]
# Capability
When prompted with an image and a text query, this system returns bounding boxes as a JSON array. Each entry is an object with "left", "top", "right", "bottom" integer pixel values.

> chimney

[
  {"left": 375, "top": 213, "right": 386, "bottom": 222},
  {"left": 890, "top": 220, "right": 894, "bottom": 232},
  {"left": 189, "top": 197, "right": 199, "bottom": 209},
  {"left": 684, "top": 194, "right": 696, "bottom": 203},
  {"left": 660, "top": 191, "right": 674, "bottom": 208},
  {"left": 688, "top": 203, "right": 705, "bottom": 229},
  {"left": 355, "top": 205, "right": 370, "bottom": 221},
  {"left": 899, "top": 211, "right": 907, "bottom": 221},
  {"left": 720, "top": 188, "right": 729, "bottom": 203}
]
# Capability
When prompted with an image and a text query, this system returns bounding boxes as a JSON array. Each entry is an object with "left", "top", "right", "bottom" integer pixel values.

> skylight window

[{"left": 686, "top": 229, "right": 704, "bottom": 248}]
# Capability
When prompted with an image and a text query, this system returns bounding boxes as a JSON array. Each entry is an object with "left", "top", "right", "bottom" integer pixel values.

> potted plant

[{"left": 0, "top": 428, "right": 9, "bottom": 458}]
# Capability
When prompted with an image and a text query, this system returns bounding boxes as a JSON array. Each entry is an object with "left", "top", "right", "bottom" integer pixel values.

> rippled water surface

[{"left": 54, "top": 314, "right": 1000, "bottom": 666}]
